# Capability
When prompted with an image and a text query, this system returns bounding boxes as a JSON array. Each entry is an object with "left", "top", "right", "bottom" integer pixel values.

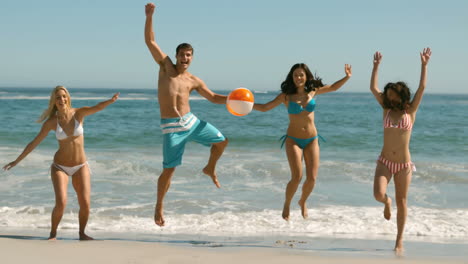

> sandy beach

[{"left": 1, "top": 235, "right": 466, "bottom": 264}]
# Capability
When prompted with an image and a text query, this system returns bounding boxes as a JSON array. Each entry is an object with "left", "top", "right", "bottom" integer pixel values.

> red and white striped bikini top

[{"left": 383, "top": 109, "right": 413, "bottom": 131}]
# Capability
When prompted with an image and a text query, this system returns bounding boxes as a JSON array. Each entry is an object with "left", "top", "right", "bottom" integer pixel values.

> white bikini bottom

[{"left": 53, "top": 162, "right": 90, "bottom": 176}]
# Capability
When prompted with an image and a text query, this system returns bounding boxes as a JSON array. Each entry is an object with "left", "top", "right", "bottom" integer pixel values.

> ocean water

[{"left": 0, "top": 87, "right": 467, "bottom": 250}]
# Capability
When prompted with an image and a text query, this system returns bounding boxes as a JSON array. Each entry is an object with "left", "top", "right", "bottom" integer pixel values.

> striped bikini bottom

[{"left": 377, "top": 155, "right": 416, "bottom": 175}]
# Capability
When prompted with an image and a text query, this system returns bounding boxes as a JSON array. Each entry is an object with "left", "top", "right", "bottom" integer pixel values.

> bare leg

[
  {"left": 155, "top": 167, "right": 176, "bottom": 226},
  {"left": 393, "top": 166, "right": 412, "bottom": 254},
  {"left": 72, "top": 165, "right": 93, "bottom": 240},
  {"left": 283, "top": 138, "right": 303, "bottom": 221},
  {"left": 299, "top": 139, "right": 320, "bottom": 219},
  {"left": 49, "top": 166, "right": 69, "bottom": 240},
  {"left": 203, "top": 138, "right": 228, "bottom": 188},
  {"left": 373, "top": 162, "right": 393, "bottom": 220}
]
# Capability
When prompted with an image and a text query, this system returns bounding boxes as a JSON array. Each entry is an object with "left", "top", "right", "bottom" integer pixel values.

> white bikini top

[{"left": 56, "top": 115, "right": 84, "bottom": 141}]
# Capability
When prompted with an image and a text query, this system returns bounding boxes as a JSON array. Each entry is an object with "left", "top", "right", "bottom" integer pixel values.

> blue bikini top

[{"left": 287, "top": 98, "right": 316, "bottom": 114}]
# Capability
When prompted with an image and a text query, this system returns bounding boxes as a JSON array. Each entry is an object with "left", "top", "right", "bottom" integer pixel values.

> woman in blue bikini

[
  {"left": 3, "top": 86, "right": 119, "bottom": 240},
  {"left": 254, "top": 63, "right": 351, "bottom": 220}
]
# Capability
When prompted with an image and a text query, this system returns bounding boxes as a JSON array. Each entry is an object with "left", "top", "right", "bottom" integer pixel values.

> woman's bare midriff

[{"left": 54, "top": 137, "right": 87, "bottom": 166}]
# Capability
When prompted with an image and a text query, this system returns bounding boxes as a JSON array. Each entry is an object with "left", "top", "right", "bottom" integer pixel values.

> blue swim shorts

[{"left": 161, "top": 112, "right": 226, "bottom": 168}]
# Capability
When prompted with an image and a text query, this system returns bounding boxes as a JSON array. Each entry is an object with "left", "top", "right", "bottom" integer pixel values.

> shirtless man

[{"left": 144, "top": 3, "right": 229, "bottom": 226}]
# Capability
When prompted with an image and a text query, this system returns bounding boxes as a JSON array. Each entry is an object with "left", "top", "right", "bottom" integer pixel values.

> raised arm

[
  {"left": 76, "top": 93, "right": 119, "bottom": 117},
  {"left": 253, "top": 93, "right": 285, "bottom": 112},
  {"left": 315, "top": 64, "right": 352, "bottom": 95},
  {"left": 195, "top": 79, "right": 227, "bottom": 104},
  {"left": 370, "top": 51, "right": 384, "bottom": 107},
  {"left": 145, "top": 3, "right": 170, "bottom": 67},
  {"left": 3, "top": 120, "right": 54, "bottom": 170},
  {"left": 409, "top": 47, "right": 432, "bottom": 113}
]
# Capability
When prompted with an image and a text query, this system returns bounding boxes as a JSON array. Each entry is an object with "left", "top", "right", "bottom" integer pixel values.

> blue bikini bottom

[{"left": 280, "top": 134, "right": 326, "bottom": 149}]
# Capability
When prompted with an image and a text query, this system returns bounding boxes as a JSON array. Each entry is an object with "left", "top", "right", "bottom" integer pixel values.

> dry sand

[{"left": 1, "top": 237, "right": 466, "bottom": 264}]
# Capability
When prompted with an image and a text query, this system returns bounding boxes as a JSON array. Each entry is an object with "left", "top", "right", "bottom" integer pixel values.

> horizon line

[{"left": 0, "top": 86, "right": 467, "bottom": 95}]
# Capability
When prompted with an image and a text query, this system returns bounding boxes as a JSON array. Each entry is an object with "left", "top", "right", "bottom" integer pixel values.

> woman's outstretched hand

[
  {"left": 420, "top": 47, "right": 432, "bottom": 66},
  {"left": 345, "top": 64, "right": 352, "bottom": 77},
  {"left": 110, "top": 92, "right": 120, "bottom": 103},
  {"left": 373, "top": 51, "right": 382, "bottom": 67},
  {"left": 3, "top": 161, "right": 17, "bottom": 171}
]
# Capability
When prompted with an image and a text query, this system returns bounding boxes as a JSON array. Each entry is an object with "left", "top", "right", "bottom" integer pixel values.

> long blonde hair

[{"left": 36, "top": 86, "right": 72, "bottom": 123}]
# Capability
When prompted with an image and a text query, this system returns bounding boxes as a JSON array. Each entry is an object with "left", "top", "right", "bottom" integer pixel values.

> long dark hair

[
  {"left": 382, "top": 82, "right": 411, "bottom": 110},
  {"left": 281, "top": 63, "right": 324, "bottom": 95}
]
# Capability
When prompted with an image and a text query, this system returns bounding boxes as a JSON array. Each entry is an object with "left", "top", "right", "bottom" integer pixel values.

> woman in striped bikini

[{"left": 370, "top": 48, "right": 432, "bottom": 254}]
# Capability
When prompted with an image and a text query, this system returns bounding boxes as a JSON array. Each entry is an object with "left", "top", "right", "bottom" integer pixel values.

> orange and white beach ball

[{"left": 226, "top": 88, "right": 254, "bottom": 116}]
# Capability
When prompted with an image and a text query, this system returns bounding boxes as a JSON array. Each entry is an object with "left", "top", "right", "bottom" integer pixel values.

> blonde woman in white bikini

[
  {"left": 3, "top": 86, "right": 119, "bottom": 240},
  {"left": 370, "top": 48, "right": 432, "bottom": 254}
]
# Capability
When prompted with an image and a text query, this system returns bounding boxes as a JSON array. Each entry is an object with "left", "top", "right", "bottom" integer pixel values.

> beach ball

[{"left": 226, "top": 88, "right": 254, "bottom": 116}]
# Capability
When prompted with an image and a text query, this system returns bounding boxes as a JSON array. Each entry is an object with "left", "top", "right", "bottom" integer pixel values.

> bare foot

[
  {"left": 202, "top": 166, "right": 221, "bottom": 188},
  {"left": 394, "top": 240, "right": 404, "bottom": 257},
  {"left": 298, "top": 199, "right": 308, "bottom": 219},
  {"left": 154, "top": 204, "right": 165, "bottom": 226},
  {"left": 79, "top": 233, "right": 94, "bottom": 241},
  {"left": 48, "top": 231, "right": 57, "bottom": 241},
  {"left": 282, "top": 204, "right": 290, "bottom": 221},
  {"left": 384, "top": 196, "right": 392, "bottom": 220}
]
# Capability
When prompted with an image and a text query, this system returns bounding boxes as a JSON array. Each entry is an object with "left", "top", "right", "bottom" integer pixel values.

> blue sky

[{"left": 1, "top": 0, "right": 467, "bottom": 93}]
